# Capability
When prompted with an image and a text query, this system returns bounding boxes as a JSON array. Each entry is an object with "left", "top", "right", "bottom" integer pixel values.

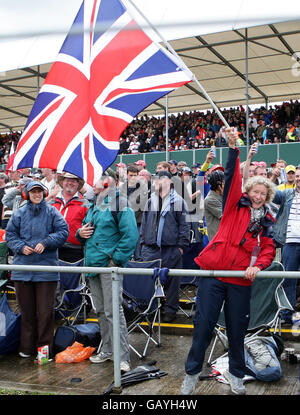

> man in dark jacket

[
  {"left": 140, "top": 170, "right": 190, "bottom": 323},
  {"left": 119, "top": 165, "right": 149, "bottom": 260}
]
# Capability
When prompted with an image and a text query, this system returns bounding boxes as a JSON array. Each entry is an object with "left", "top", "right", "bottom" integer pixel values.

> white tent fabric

[
  {"left": 1, "top": 0, "right": 300, "bottom": 72},
  {"left": 1, "top": 0, "right": 300, "bottom": 131}
]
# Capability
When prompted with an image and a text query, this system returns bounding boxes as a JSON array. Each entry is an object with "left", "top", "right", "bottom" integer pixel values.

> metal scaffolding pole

[
  {"left": 165, "top": 95, "right": 169, "bottom": 162},
  {"left": 245, "top": 28, "right": 250, "bottom": 153}
]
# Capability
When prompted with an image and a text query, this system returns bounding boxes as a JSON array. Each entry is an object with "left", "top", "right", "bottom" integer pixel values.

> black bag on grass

[
  {"left": 54, "top": 323, "right": 101, "bottom": 354},
  {"left": 0, "top": 294, "right": 20, "bottom": 356}
]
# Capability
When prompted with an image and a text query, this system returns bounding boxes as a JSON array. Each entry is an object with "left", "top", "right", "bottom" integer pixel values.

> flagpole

[
  {"left": 166, "top": 95, "right": 169, "bottom": 162},
  {"left": 124, "top": 0, "right": 229, "bottom": 129},
  {"left": 245, "top": 28, "right": 250, "bottom": 153}
]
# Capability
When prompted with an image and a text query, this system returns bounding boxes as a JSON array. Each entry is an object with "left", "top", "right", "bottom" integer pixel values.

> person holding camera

[
  {"left": 76, "top": 169, "right": 138, "bottom": 373},
  {"left": 181, "top": 128, "right": 276, "bottom": 395}
]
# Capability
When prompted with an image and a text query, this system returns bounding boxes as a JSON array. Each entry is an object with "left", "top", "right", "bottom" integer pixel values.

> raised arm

[
  {"left": 222, "top": 128, "right": 242, "bottom": 213},
  {"left": 243, "top": 143, "right": 257, "bottom": 184}
]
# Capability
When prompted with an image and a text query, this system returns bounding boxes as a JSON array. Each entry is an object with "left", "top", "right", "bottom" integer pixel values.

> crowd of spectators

[
  {"left": 0, "top": 132, "right": 21, "bottom": 165},
  {"left": 119, "top": 100, "right": 300, "bottom": 154},
  {"left": 0, "top": 128, "right": 299, "bottom": 376},
  {"left": 1, "top": 100, "right": 300, "bottom": 162}
]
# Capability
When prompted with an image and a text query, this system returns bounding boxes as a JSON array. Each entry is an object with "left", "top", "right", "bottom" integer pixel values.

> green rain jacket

[{"left": 76, "top": 190, "right": 138, "bottom": 277}]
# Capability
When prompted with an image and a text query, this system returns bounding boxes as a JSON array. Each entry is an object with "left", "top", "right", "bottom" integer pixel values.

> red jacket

[
  {"left": 52, "top": 193, "right": 88, "bottom": 246},
  {"left": 194, "top": 147, "right": 275, "bottom": 286}
]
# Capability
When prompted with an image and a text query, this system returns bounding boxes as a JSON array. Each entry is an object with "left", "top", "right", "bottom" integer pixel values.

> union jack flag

[{"left": 13, "top": 0, "right": 192, "bottom": 185}]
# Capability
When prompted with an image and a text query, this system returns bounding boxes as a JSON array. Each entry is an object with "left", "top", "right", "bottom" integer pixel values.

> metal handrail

[{"left": 2, "top": 263, "right": 299, "bottom": 391}]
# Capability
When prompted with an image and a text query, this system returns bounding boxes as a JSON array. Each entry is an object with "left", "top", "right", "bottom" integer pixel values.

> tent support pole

[
  {"left": 245, "top": 28, "right": 249, "bottom": 153},
  {"left": 166, "top": 96, "right": 169, "bottom": 161},
  {"left": 125, "top": 0, "right": 229, "bottom": 129},
  {"left": 37, "top": 65, "right": 40, "bottom": 95}
]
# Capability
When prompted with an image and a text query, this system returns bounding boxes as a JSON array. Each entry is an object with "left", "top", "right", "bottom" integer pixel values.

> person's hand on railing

[{"left": 244, "top": 266, "right": 260, "bottom": 281}]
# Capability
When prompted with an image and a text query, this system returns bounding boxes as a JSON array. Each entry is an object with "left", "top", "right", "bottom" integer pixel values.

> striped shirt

[{"left": 286, "top": 191, "right": 300, "bottom": 243}]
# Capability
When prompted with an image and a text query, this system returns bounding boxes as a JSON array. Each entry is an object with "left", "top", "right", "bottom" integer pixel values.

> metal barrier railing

[{"left": 1, "top": 263, "right": 299, "bottom": 391}]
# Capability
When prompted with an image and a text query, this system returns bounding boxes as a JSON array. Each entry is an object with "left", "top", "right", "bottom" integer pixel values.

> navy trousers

[
  {"left": 281, "top": 242, "right": 300, "bottom": 322},
  {"left": 141, "top": 244, "right": 182, "bottom": 314},
  {"left": 185, "top": 277, "right": 251, "bottom": 378}
]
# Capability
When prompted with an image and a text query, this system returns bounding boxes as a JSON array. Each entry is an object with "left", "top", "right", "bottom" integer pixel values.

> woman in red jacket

[{"left": 181, "top": 129, "right": 276, "bottom": 395}]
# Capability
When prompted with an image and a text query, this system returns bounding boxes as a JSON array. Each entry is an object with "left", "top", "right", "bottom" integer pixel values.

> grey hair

[
  {"left": 0, "top": 173, "right": 9, "bottom": 183},
  {"left": 244, "top": 176, "right": 276, "bottom": 204}
]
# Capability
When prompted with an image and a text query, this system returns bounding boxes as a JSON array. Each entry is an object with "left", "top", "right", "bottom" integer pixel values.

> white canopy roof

[{"left": 1, "top": 0, "right": 300, "bottom": 131}]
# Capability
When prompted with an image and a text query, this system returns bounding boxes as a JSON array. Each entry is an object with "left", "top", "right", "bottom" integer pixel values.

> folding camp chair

[
  {"left": 207, "top": 261, "right": 294, "bottom": 365},
  {"left": 55, "top": 259, "right": 92, "bottom": 325},
  {"left": 179, "top": 275, "right": 199, "bottom": 318},
  {"left": 122, "top": 259, "right": 165, "bottom": 359},
  {"left": 179, "top": 241, "right": 202, "bottom": 318}
]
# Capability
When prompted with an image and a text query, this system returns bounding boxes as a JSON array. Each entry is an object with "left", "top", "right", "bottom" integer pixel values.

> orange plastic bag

[
  {"left": 55, "top": 341, "right": 96, "bottom": 363},
  {"left": 0, "top": 229, "right": 6, "bottom": 241},
  {"left": 73, "top": 347, "right": 96, "bottom": 363}
]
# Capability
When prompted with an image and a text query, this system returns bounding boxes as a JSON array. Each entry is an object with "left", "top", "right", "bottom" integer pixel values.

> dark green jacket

[{"left": 76, "top": 190, "right": 138, "bottom": 277}]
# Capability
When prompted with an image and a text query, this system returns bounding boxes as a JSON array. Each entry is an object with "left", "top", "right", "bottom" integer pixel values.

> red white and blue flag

[{"left": 13, "top": 0, "right": 192, "bottom": 185}]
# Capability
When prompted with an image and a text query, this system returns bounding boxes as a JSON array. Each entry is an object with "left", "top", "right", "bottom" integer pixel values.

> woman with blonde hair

[{"left": 182, "top": 129, "right": 276, "bottom": 396}]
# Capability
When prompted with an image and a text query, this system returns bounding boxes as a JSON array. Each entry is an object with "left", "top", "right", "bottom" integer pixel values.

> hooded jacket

[
  {"left": 194, "top": 147, "right": 275, "bottom": 286},
  {"left": 5, "top": 199, "right": 69, "bottom": 282},
  {"left": 76, "top": 190, "right": 138, "bottom": 277}
]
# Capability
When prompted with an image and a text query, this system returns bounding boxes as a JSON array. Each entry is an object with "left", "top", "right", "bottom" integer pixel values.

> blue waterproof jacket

[{"left": 6, "top": 199, "right": 69, "bottom": 281}]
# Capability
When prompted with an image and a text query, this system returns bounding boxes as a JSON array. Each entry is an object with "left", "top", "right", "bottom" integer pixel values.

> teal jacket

[{"left": 76, "top": 191, "right": 138, "bottom": 277}]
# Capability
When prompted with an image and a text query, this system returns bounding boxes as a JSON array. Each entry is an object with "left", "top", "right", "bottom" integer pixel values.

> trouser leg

[
  {"left": 185, "top": 278, "right": 225, "bottom": 375},
  {"left": 14, "top": 281, "right": 37, "bottom": 355},
  {"left": 35, "top": 281, "right": 57, "bottom": 358},
  {"left": 141, "top": 245, "right": 183, "bottom": 315},
  {"left": 224, "top": 283, "right": 251, "bottom": 378},
  {"left": 89, "top": 275, "right": 110, "bottom": 353},
  {"left": 161, "top": 246, "right": 182, "bottom": 314},
  {"left": 282, "top": 243, "right": 300, "bottom": 321},
  {"left": 89, "top": 273, "right": 130, "bottom": 362}
]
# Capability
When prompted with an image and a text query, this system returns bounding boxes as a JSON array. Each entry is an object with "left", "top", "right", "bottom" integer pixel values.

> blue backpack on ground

[
  {"left": 54, "top": 323, "right": 101, "bottom": 354},
  {"left": 244, "top": 335, "right": 282, "bottom": 381},
  {"left": 0, "top": 294, "right": 20, "bottom": 356}
]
